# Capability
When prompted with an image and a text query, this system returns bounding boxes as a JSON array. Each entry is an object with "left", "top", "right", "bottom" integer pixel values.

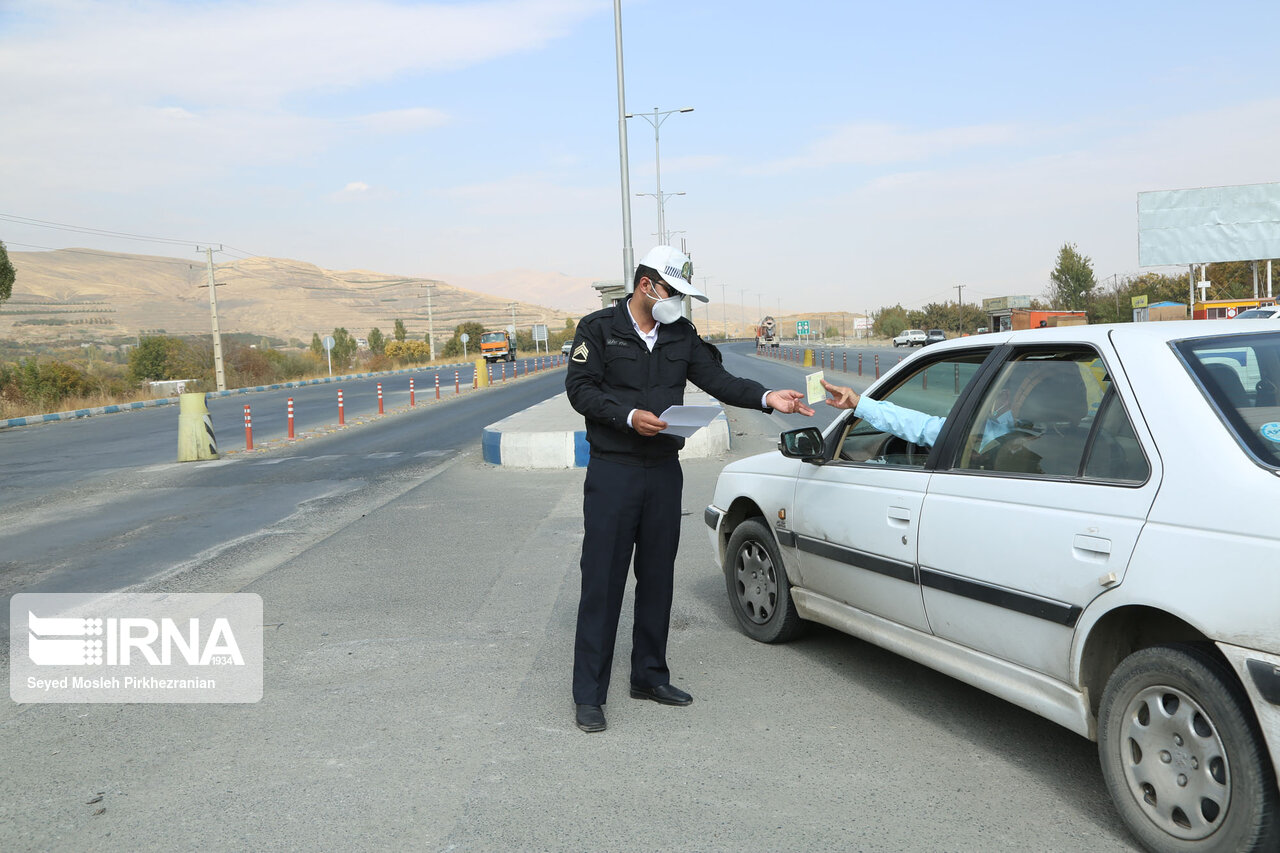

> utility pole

[
  {"left": 199, "top": 246, "right": 227, "bottom": 391},
  {"left": 955, "top": 284, "right": 966, "bottom": 336},
  {"left": 712, "top": 279, "right": 726, "bottom": 339},
  {"left": 423, "top": 283, "right": 437, "bottom": 361}
]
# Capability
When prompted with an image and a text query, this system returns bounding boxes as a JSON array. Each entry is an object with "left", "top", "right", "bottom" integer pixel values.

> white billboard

[{"left": 1138, "top": 181, "right": 1280, "bottom": 266}]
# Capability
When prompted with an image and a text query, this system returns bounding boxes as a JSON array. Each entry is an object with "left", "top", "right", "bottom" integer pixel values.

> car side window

[
  {"left": 1081, "top": 389, "right": 1150, "bottom": 483},
  {"left": 835, "top": 353, "right": 988, "bottom": 467},
  {"left": 955, "top": 350, "right": 1107, "bottom": 478}
]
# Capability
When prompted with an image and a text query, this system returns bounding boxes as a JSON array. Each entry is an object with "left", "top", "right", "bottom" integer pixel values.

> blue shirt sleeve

[{"left": 853, "top": 396, "right": 945, "bottom": 447}]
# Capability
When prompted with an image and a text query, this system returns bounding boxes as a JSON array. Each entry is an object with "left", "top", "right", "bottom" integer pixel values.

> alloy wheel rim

[{"left": 1118, "top": 684, "right": 1231, "bottom": 840}]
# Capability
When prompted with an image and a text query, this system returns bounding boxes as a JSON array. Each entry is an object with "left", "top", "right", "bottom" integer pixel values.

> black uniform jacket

[{"left": 565, "top": 297, "right": 770, "bottom": 464}]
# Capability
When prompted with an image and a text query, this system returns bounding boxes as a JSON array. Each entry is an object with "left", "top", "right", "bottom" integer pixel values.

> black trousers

[{"left": 572, "top": 455, "right": 683, "bottom": 705}]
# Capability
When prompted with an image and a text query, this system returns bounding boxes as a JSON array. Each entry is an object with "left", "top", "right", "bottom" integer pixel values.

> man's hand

[
  {"left": 821, "top": 379, "right": 860, "bottom": 410},
  {"left": 766, "top": 390, "right": 815, "bottom": 416},
  {"left": 631, "top": 410, "right": 668, "bottom": 436}
]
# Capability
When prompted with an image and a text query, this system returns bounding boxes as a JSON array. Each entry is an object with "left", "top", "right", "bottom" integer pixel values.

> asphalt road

[
  {"left": 0, "top": 364, "right": 569, "bottom": 625},
  {"left": 1, "top": 343, "right": 1140, "bottom": 851}
]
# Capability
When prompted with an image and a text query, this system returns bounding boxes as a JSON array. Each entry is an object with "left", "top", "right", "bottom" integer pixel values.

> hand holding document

[
  {"left": 656, "top": 405, "right": 722, "bottom": 438},
  {"left": 805, "top": 371, "right": 825, "bottom": 404}
]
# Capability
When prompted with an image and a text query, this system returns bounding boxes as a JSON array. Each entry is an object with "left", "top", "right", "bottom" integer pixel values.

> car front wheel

[
  {"left": 723, "top": 519, "right": 803, "bottom": 643},
  {"left": 1098, "top": 644, "right": 1279, "bottom": 853}
]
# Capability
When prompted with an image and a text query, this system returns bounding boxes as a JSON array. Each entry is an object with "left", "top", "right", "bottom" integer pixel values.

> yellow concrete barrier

[
  {"left": 803, "top": 349, "right": 815, "bottom": 367},
  {"left": 177, "top": 392, "right": 219, "bottom": 462},
  {"left": 475, "top": 357, "right": 490, "bottom": 388}
]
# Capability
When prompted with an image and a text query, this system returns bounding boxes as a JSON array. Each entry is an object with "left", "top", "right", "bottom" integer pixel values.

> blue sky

[{"left": 2, "top": 0, "right": 1277, "bottom": 313}]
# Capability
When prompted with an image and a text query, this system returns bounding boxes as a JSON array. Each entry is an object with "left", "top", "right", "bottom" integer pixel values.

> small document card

[
  {"left": 657, "top": 405, "right": 722, "bottom": 438},
  {"left": 806, "top": 371, "right": 825, "bottom": 404}
]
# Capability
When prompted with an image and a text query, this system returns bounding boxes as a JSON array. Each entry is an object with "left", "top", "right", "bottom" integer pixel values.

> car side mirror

[{"left": 779, "top": 426, "right": 825, "bottom": 463}]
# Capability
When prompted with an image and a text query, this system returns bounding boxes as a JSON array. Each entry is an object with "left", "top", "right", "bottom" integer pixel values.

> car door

[
  {"left": 786, "top": 350, "right": 991, "bottom": 633},
  {"left": 917, "top": 345, "right": 1160, "bottom": 681}
]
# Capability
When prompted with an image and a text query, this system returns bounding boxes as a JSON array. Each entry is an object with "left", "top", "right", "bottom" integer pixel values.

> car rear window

[{"left": 1174, "top": 332, "right": 1280, "bottom": 469}]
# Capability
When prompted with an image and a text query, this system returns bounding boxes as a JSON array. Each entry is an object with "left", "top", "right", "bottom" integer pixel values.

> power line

[
  {"left": 4, "top": 242, "right": 196, "bottom": 268},
  {"left": 0, "top": 213, "right": 209, "bottom": 247}
]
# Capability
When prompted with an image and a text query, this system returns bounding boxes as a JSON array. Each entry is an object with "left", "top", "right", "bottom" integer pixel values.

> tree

[
  {"left": 367, "top": 327, "right": 386, "bottom": 355},
  {"left": 330, "top": 327, "right": 358, "bottom": 367},
  {"left": 310, "top": 332, "right": 323, "bottom": 357},
  {"left": 128, "top": 336, "right": 185, "bottom": 382},
  {"left": 393, "top": 319, "right": 407, "bottom": 342},
  {"left": 0, "top": 240, "right": 14, "bottom": 306},
  {"left": 1047, "top": 243, "right": 1097, "bottom": 311},
  {"left": 873, "top": 305, "right": 909, "bottom": 339}
]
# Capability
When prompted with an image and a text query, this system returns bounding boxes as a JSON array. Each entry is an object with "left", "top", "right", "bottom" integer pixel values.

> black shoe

[
  {"left": 575, "top": 704, "right": 606, "bottom": 732},
  {"left": 629, "top": 683, "right": 693, "bottom": 706}
]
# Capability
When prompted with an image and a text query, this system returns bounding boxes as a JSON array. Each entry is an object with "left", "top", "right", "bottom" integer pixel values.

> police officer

[{"left": 565, "top": 245, "right": 813, "bottom": 733}]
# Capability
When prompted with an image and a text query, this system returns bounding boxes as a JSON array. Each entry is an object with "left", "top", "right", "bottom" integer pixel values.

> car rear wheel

[
  {"left": 723, "top": 519, "right": 803, "bottom": 643},
  {"left": 1098, "top": 644, "right": 1279, "bottom": 853}
]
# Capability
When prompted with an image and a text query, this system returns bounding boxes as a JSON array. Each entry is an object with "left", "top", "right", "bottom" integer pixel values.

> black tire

[
  {"left": 1098, "top": 644, "right": 1279, "bottom": 853},
  {"left": 723, "top": 518, "right": 803, "bottom": 643}
]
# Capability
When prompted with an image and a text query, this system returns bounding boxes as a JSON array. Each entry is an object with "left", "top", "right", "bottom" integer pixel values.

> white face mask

[{"left": 645, "top": 281, "right": 683, "bottom": 324}]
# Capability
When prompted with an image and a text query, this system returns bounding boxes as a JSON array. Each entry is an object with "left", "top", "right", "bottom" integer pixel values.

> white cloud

[
  {"left": 0, "top": 0, "right": 597, "bottom": 192},
  {"left": 343, "top": 182, "right": 371, "bottom": 193},
  {"left": 753, "top": 121, "right": 1026, "bottom": 174},
  {"left": 352, "top": 108, "right": 450, "bottom": 134}
]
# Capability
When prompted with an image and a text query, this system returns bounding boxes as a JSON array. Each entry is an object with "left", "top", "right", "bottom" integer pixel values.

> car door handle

[
  {"left": 887, "top": 506, "right": 912, "bottom": 526},
  {"left": 1073, "top": 534, "right": 1112, "bottom": 559}
]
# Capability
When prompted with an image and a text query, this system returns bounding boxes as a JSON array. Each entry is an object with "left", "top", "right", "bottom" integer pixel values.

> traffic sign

[
  {"left": 797, "top": 320, "right": 810, "bottom": 335},
  {"left": 322, "top": 335, "right": 335, "bottom": 351}
]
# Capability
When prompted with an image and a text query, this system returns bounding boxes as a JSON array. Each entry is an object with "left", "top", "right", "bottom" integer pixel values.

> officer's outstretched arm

[{"left": 686, "top": 337, "right": 770, "bottom": 410}]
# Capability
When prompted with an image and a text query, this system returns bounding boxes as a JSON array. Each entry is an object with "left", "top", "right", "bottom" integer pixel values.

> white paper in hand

[{"left": 657, "top": 405, "right": 722, "bottom": 438}]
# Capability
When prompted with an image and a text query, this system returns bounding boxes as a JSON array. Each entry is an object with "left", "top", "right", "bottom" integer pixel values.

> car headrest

[{"left": 1010, "top": 362, "right": 1088, "bottom": 426}]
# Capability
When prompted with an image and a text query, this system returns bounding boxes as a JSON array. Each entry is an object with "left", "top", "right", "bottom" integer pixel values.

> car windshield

[
  {"left": 1235, "top": 308, "right": 1278, "bottom": 319},
  {"left": 1174, "top": 332, "right": 1280, "bottom": 469},
  {"left": 481, "top": 332, "right": 506, "bottom": 343}
]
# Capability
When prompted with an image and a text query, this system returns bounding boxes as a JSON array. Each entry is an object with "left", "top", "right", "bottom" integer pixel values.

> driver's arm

[{"left": 852, "top": 396, "right": 945, "bottom": 448}]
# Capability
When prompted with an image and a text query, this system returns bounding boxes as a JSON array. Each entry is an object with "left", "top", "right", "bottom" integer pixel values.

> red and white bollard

[
  {"left": 409, "top": 377, "right": 416, "bottom": 407},
  {"left": 287, "top": 397, "right": 295, "bottom": 440},
  {"left": 244, "top": 404, "right": 253, "bottom": 451},
  {"left": 858, "top": 353, "right": 863, "bottom": 376},
  {"left": 874, "top": 355, "right": 880, "bottom": 379},
  {"left": 434, "top": 373, "right": 440, "bottom": 400},
  {"left": 488, "top": 365, "right": 493, "bottom": 384},
  {"left": 338, "top": 389, "right": 345, "bottom": 425},
  {"left": 455, "top": 371, "right": 460, "bottom": 394},
  {"left": 501, "top": 363, "right": 507, "bottom": 383},
  {"left": 843, "top": 352, "right": 847, "bottom": 372},
  {"left": 377, "top": 382, "right": 384, "bottom": 414}
]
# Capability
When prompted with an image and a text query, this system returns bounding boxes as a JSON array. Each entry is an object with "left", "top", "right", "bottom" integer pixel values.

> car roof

[{"left": 919, "top": 319, "right": 1275, "bottom": 350}]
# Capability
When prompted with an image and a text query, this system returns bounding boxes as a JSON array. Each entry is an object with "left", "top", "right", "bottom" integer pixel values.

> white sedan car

[{"left": 706, "top": 321, "right": 1280, "bottom": 853}]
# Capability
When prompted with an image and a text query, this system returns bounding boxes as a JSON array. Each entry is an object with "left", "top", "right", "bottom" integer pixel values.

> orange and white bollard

[
  {"left": 409, "top": 378, "right": 416, "bottom": 407},
  {"left": 455, "top": 371, "right": 460, "bottom": 394},
  {"left": 434, "top": 373, "right": 440, "bottom": 400},
  {"left": 502, "top": 363, "right": 507, "bottom": 383},
  {"left": 874, "top": 355, "right": 880, "bottom": 379},
  {"left": 843, "top": 352, "right": 847, "bottom": 372},
  {"left": 338, "top": 388, "right": 345, "bottom": 425},
  {"left": 377, "top": 382, "right": 384, "bottom": 414},
  {"left": 287, "top": 397, "right": 295, "bottom": 439},
  {"left": 244, "top": 404, "right": 253, "bottom": 451}
]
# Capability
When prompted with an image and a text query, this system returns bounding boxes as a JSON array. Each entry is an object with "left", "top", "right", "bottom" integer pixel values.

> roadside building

[{"left": 1192, "top": 296, "right": 1278, "bottom": 320}]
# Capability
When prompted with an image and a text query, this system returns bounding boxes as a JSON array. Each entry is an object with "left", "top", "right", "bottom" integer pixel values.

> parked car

[
  {"left": 1235, "top": 306, "right": 1280, "bottom": 319},
  {"left": 924, "top": 329, "right": 947, "bottom": 345},
  {"left": 892, "top": 329, "right": 926, "bottom": 347},
  {"left": 561, "top": 340, "right": 573, "bottom": 355},
  {"left": 705, "top": 321, "right": 1280, "bottom": 853}
]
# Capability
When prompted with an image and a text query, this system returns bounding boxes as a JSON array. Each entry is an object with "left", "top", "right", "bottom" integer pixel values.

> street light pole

[
  {"left": 625, "top": 106, "right": 693, "bottom": 246},
  {"left": 636, "top": 191, "right": 685, "bottom": 244},
  {"left": 612, "top": 1, "right": 635, "bottom": 291}
]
